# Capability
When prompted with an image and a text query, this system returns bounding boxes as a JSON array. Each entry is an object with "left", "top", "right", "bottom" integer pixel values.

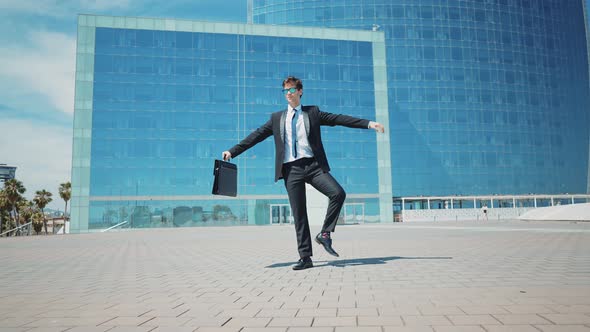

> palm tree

[
  {"left": 58, "top": 182, "right": 71, "bottom": 235},
  {"left": 4, "top": 179, "right": 25, "bottom": 236},
  {"left": 18, "top": 200, "right": 34, "bottom": 235},
  {"left": 33, "top": 190, "right": 53, "bottom": 235},
  {"left": 31, "top": 211, "right": 44, "bottom": 235},
  {"left": 0, "top": 189, "right": 9, "bottom": 236}
]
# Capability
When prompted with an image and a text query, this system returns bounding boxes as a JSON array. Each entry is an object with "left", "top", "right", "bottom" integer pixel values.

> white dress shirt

[{"left": 283, "top": 104, "right": 314, "bottom": 163}]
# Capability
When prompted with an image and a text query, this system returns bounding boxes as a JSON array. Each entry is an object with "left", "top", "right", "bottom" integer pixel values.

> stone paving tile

[
  {"left": 267, "top": 317, "right": 313, "bottom": 327},
  {"left": 334, "top": 327, "right": 381, "bottom": 332},
  {"left": 401, "top": 316, "right": 452, "bottom": 326},
  {"left": 244, "top": 303, "right": 285, "bottom": 310},
  {"left": 147, "top": 327, "right": 197, "bottom": 332},
  {"left": 481, "top": 326, "right": 540, "bottom": 332},
  {"left": 547, "top": 305, "right": 590, "bottom": 314},
  {"left": 534, "top": 326, "right": 590, "bottom": 332},
  {"left": 103, "top": 327, "right": 153, "bottom": 332},
  {"left": 286, "top": 328, "right": 334, "bottom": 332},
  {"left": 222, "top": 317, "right": 272, "bottom": 328},
  {"left": 502, "top": 305, "right": 556, "bottom": 314},
  {"left": 540, "top": 314, "right": 590, "bottom": 325},
  {"left": 458, "top": 306, "right": 510, "bottom": 315},
  {"left": 336, "top": 309, "right": 378, "bottom": 317},
  {"left": 22, "top": 317, "right": 108, "bottom": 328},
  {"left": 416, "top": 306, "right": 464, "bottom": 315},
  {"left": 0, "top": 318, "right": 40, "bottom": 328},
  {"left": 194, "top": 327, "right": 241, "bottom": 332},
  {"left": 1, "top": 222, "right": 590, "bottom": 331},
  {"left": 138, "top": 317, "right": 192, "bottom": 327},
  {"left": 312, "top": 317, "right": 356, "bottom": 327},
  {"left": 382, "top": 327, "right": 434, "bottom": 332},
  {"left": 357, "top": 316, "right": 402, "bottom": 326},
  {"left": 256, "top": 310, "right": 298, "bottom": 318},
  {"left": 378, "top": 307, "right": 421, "bottom": 316},
  {"left": 282, "top": 302, "right": 319, "bottom": 310},
  {"left": 219, "top": 308, "right": 261, "bottom": 318},
  {"left": 432, "top": 326, "right": 486, "bottom": 332},
  {"left": 296, "top": 310, "right": 337, "bottom": 318},
  {"left": 241, "top": 328, "right": 287, "bottom": 332},
  {"left": 61, "top": 327, "right": 112, "bottom": 332},
  {"left": 446, "top": 314, "right": 501, "bottom": 325},
  {"left": 492, "top": 314, "right": 553, "bottom": 325}
]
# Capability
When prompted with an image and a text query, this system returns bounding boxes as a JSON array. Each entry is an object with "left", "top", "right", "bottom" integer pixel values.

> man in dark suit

[{"left": 222, "top": 76, "right": 385, "bottom": 270}]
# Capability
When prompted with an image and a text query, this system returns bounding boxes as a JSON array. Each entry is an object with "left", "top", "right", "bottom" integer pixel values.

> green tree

[
  {"left": 32, "top": 211, "right": 44, "bottom": 235},
  {"left": 4, "top": 179, "right": 26, "bottom": 236},
  {"left": 58, "top": 182, "right": 71, "bottom": 235},
  {"left": 18, "top": 200, "right": 35, "bottom": 235},
  {"left": 34, "top": 190, "right": 53, "bottom": 235},
  {"left": 0, "top": 189, "right": 10, "bottom": 236}
]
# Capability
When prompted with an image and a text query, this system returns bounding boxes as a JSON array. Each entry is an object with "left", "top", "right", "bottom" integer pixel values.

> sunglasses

[{"left": 282, "top": 87, "right": 298, "bottom": 95}]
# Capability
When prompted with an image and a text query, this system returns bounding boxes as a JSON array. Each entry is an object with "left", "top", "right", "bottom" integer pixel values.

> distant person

[
  {"left": 482, "top": 204, "right": 488, "bottom": 221},
  {"left": 222, "top": 76, "right": 385, "bottom": 270}
]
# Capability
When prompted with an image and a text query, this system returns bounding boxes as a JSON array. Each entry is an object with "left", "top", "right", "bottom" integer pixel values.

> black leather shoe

[
  {"left": 292, "top": 257, "right": 313, "bottom": 270},
  {"left": 315, "top": 233, "right": 339, "bottom": 257}
]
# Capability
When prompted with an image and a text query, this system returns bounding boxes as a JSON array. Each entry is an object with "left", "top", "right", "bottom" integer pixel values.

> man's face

[{"left": 283, "top": 82, "right": 302, "bottom": 106}]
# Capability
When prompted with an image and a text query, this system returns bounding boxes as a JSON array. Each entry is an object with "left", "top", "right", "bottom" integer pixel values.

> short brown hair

[{"left": 282, "top": 76, "right": 303, "bottom": 90}]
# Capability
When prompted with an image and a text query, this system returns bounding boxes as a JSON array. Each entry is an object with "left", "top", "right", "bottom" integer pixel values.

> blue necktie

[{"left": 291, "top": 108, "right": 299, "bottom": 158}]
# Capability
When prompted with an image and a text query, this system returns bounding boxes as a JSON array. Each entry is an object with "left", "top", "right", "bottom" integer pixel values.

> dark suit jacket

[{"left": 228, "top": 105, "right": 371, "bottom": 182}]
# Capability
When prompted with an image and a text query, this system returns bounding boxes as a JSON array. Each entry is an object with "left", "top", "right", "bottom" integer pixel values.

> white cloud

[
  {"left": 0, "top": 30, "right": 76, "bottom": 114},
  {"left": 0, "top": 119, "right": 72, "bottom": 210}
]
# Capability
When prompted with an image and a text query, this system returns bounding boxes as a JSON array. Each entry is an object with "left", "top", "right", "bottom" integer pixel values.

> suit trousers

[{"left": 282, "top": 157, "right": 346, "bottom": 258}]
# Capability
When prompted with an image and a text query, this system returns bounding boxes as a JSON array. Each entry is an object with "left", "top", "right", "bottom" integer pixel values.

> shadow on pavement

[{"left": 265, "top": 256, "right": 453, "bottom": 268}]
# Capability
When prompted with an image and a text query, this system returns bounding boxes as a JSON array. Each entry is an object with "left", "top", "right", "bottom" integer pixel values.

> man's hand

[
  {"left": 222, "top": 151, "right": 232, "bottom": 161},
  {"left": 369, "top": 121, "right": 385, "bottom": 133}
]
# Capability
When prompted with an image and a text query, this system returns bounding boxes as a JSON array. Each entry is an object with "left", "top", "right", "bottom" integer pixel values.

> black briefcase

[{"left": 212, "top": 159, "right": 237, "bottom": 197}]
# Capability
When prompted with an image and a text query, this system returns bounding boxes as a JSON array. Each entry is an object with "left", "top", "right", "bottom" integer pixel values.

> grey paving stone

[
  {"left": 382, "top": 327, "right": 434, "bottom": 332},
  {"left": 446, "top": 314, "right": 501, "bottom": 325},
  {"left": 1, "top": 222, "right": 589, "bottom": 331},
  {"left": 401, "top": 316, "right": 452, "bottom": 326},
  {"left": 240, "top": 328, "right": 287, "bottom": 332},
  {"left": 534, "top": 325, "right": 590, "bottom": 332},
  {"left": 540, "top": 314, "right": 590, "bottom": 325},
  {"left": 492, "top": 314, "right": 553, "bottom": 325},
  {"left": 286, "top": 328, "right": 334, "bottom": 332},
  {"left": 194, "top": 327, "right": 241, "bottom": 332},
  {"left": 334, "top": 327, "right": 381, "bottom": 332},
  {"left": 311, "top": 317, "right": 356, "bottom": 327},
  {"left": 502, "top": 305, "right": 556, "bottom": 314},
  {"left": 147, "top": 327, "right": 197, "bottom": 332},
  {"left": 61, "top": 327, "right": 112, "bottom": 332},
  {"left": 267, "top": 317, "right": 313, "bottom": 327},
  {"left": 357, "top": 316, "right": 402, "bottom": 326},
  {"left": 296, "top": 309, "right": 337, "bottom": 318},
  {"left": 256, "top": 310, "right": 298, "bottom": 318},
  {"left": 481, "top": 326, "right": 540, "bottom": 332},
  {"left": 222, "top": 317, "right": 272, "bottom": 328}
]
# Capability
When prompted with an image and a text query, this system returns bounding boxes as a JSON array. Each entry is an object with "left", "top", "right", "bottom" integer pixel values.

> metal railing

[
  {"left": 0, "top": 222, "right": 32, "bottom": 237},
  {"left": 101, "top": 220, "right": 129, "bottom": 232}
]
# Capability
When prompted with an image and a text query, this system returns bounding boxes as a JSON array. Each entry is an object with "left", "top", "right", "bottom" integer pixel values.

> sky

[{"left": 0, "top": 0, "right": 247, "bottom": 210}]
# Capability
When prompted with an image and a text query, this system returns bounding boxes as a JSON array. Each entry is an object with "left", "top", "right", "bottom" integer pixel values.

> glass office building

[
  {"left": 71, "top": 15, "right": 392, "bottom": 232},
  {"left": 251, "top": 0, "right": 590, "bottom": 197}
]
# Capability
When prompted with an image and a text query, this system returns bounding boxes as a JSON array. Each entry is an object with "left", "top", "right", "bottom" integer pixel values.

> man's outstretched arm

[{"left": 222, "top": 119, "right": 273, "bottom": 161}]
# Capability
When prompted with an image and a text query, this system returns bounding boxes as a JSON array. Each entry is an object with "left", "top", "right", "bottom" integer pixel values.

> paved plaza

[{"left": 1, "top": 220, "right": 590, "bottom": 332}]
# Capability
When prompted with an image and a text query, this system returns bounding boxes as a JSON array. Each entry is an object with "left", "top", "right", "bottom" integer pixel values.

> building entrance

[{"left": 269, "top": 204, "right": 292, "bottom": 225}]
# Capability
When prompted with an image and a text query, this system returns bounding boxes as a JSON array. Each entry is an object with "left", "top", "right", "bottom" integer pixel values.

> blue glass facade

[
  {"left": 252, "top": 0, "right": 590, "bottom": 196},
  {"left": 71, "top": 16, "right": 391, "bottom": 232}
]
